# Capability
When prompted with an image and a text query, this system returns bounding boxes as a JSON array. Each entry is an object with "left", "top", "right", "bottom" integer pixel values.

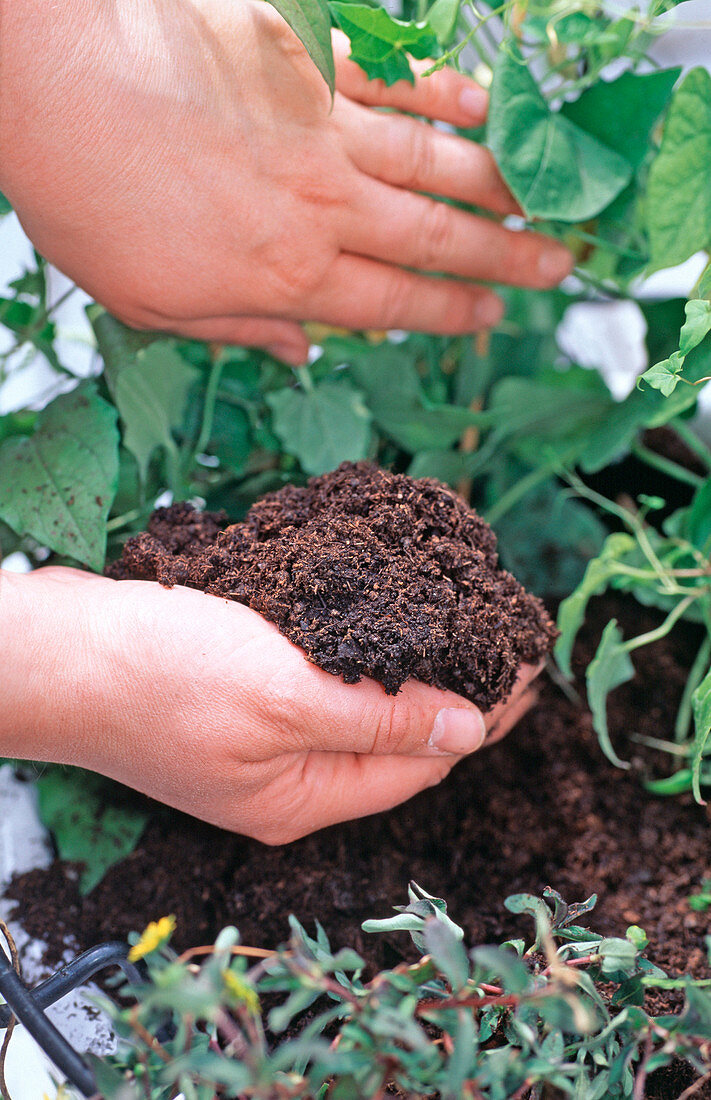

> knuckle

[
  {"left": 369, "top": 701, "right": 420, "bottom": 755},
  {"left": 419, "top": 200, "right": 454, "bottom": 269},
  {"left": 401, "top": 124, "right": 436, "bottom": 190},
  {"left": 379, "top": 269, "right": 415, "bottom": 329}
]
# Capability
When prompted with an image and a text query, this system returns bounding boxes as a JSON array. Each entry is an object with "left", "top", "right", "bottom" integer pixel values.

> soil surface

[
  {"left": 108, "top": 462, "right": 556, "bottom": 709},
  {"left": 8, "top": 594, "right": 711, "bottom": 1097}
]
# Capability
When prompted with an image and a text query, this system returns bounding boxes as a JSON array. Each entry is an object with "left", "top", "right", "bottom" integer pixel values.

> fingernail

[
  {"left": 429, "top": 707, "right": 487, "bottom": 755},
  {"left": 537, "top": 247, "right": 574, "bottom": 285},
  {"left": 458, "top": 85, "right": 488, "bottom": 122},
  {"left": 477, "top": 296, "right": 504, "bottom": 328},
  {"left": 266, "top": 342, "right": 307, "bottom": 365}
]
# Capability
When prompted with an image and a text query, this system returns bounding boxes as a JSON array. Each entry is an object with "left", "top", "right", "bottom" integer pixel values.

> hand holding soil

[
  {"left": 0, "top": 0, "right": 573, "bottom": 363},
  {"left": 0, "top": 564, "right": 539, "bottom": 843}
]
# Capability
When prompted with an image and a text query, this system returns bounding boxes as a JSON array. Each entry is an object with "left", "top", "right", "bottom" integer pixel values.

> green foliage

[
  {"left": 647, "top": 67, "right": 711, "bottom": 271},
  {"left": 36, "top": 767, "right": 148, "bottom": 895},
  {"left": 266, "top": 375, "right": 372, "bottom": 474},
  {"left": 0, "top": 385, "right": 119, "bottom": 572},
  {"left": 330, "top": 3, "right": 438, "bottom": 84},
  {"left": 488, "top": 47, "right": 632, "bottom": 222},
  {"left": 75, "top": 886, "right": 711, "bottom": 1098},
  {"left": 556, "top": 477, "right": 711, "bottom": 800}
]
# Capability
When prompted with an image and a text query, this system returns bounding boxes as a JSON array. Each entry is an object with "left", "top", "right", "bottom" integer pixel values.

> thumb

[{"left": 276, "top": 663, "right": 540, "bottom": 759}]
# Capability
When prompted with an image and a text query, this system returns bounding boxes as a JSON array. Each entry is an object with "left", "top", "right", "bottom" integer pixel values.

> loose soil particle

[
  {"left": 8, "top": 595, "right": 711, "bottom": 1098},
  {"left": 108, "top": 462, "right": 556, "bottom": 709}
]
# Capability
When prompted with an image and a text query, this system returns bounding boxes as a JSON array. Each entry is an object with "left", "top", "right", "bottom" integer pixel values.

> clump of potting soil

[{"left": 109, "top": 462, "right": 556, "bottom": 710}]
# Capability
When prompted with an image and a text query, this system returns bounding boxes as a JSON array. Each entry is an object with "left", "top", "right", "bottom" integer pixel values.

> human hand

[
  {"left": 0, "top": 0, "right": 573, "bottom": 364},
  {"left": 1, "top": 567, "right": 541, "bottom": 843}
]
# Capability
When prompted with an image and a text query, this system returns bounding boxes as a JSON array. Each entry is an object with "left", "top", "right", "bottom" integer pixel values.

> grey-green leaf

[
  {"left": 267, "top": 378, "right": 372, "bottom": 475},
  {"left": 268, "top": 0, "right": 335, "bottom": 93},
  {"left": 0, "top": 386, "right": 119, "bottom": 572},
  {"left": 647, "top": 67, "right": 711, "bottom": 271},
  {"left": 586, "top": 619, "right": 634, "bottom": 770},
  {"left": 488, "top": 47, "right": 632, "bottom": 221}
]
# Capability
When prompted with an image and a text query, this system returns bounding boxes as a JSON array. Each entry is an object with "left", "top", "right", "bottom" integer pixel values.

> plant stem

[
  {"left": 622, "top": 594, "right": 697, "bottom": 654},
  {"left": 672, "top": 419, "right": 711, "bottom": 471},
  {"left": 675, "top": 635, "right": 711, "bottom": 742},
  {"left": 631, "top": 440, "right": 704, "bottom": 488},
  {"left": 192, "top": 356, "right": 224, "bottom": 460}
]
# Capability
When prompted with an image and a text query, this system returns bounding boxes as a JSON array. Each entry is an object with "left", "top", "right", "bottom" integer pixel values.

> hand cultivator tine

[{"left": 0, "top": 940, "right": 146, "bottom": 1097}]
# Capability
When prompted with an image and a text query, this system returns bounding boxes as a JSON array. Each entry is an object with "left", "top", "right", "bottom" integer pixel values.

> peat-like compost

[{"left": 109, "top": 462, "right": 555, "bottom": 710}]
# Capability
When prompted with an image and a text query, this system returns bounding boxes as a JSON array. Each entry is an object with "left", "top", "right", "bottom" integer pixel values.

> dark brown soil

[
  {"left": 7, "top": 594, "right": 711, "bottom": 1097},
  {"left": 108, "top": 462, "right": 556, "bottom": 709}
]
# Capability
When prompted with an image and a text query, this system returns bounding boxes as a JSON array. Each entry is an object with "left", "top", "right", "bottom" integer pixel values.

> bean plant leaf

[
  {"left": 639, "top": 298, "right": 711, "bottom": 396},
  {"left": 426, "top": 0, "right": 460, "bottom": 46},
  {"left": 488, "top": 47, "right": 632, "bottom": 221},
  {"left": 347, "top": 349, "right": 487, "bottom": 451},
  {"left": 555, "top": 533, "right": 636, "bottom": 677},
  {"left": 37, "top": 768, "right": 149, "bottom": 895},
  {"left": 586, "top": 619, "right": 633, "bottom": 770},
  {"left": 114, "top": 343, "right": 199, "bottom": 485},
  {"left": 691, "top": 666, "right": 711, "bottom": 805},
  {"left": 0, "top": 386, "right": 119, "bottom": 571},
  {"left": 329, "top": 3, "right": 438, "bottom": 85},
  {"left": 647, "top": 67, "right": 711, "bottom": 271},
  {"left": 561, "top": 68, "right": 680, "bottom": 171},
  {"left": 266, "top": 377, "right": 372, "bottom": 475},
  {"left": 268, "top": 0, "right": 335, "bottom": 93}
]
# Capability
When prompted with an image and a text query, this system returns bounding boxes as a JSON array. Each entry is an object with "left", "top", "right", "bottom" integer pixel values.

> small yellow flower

[
  {"left": 128, "top": 915, "right": 177, "bottom": 962},
  {"left": 222, "top": 968, "right": 260, "bottom": 1015}
]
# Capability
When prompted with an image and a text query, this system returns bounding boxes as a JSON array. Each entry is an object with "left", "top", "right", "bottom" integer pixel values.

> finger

[
  {"left": 168, "top": 316, "right": 309, "bottom": 365},
  {"left": 338, "top": 98, "right": 519, "bottom": 216},
  {"left": 484, "top": 682, "right": 540, "bottom": 746},
  {"left": 344, "top": 180, "right": 574, "bottom": 287},
  {"left": 333, "top": 30, "right": 489, "bottom": 128},
  {"left": 306, "top": 253, "right": 504, "bottom": 332},
  {"left": 253, "top": 752, "right": 458, "bottom": 842}
]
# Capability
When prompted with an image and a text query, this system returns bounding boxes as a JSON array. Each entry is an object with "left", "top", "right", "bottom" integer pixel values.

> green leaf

[
  {"left": 488, "top": 47, "right": 632, "bottom": 221},
  {"left": 348, "top": 349, "right": 487, "bottom": 452},
  {"left": 639, "top": 352, "right": 685, "bottom": 396},
  {"left": 555, "top": 533, "right": 636, "bottom": 677},
  {"left": 426, "top": 0, "right": 460, "bottom": 46},
  {"left": 561, "top": 68, "right": 680, "bottom": 171},
  {"left": 586, "top": 619, "right": 634, "bottom": 770},
  {"left": 691, "top": 665, "right": 711, "bottom": 804},
  {"left": 423, "top": 918, "right": 469, "bottom": 991},
  {"left": 266, "top": 378, "right": 372, "bottom": 475},
  {"left": 268, "top": 0, "right": 335, "bottom": 93},
  {"left": 114, "top": 343, "right": 199, "bottom": 485},
  {"left": 88, "top": 306, "right": 157, "bottom": 390},
  {"left": 639, "top": 299, "right": 711, "bottom": 395},
  {"left": 494, "top": 480, "right": 606, "bottom": 599},
  {"left": 686, "top": 478, "right": 711, "bottom": 553},
  {"left": 598, "top": 937, "right": 638, "bottom": 977},
  {"left": 0, "top": 386, "right": 119, "bottom": 572},
  {"left": 647, "top": 68, "right": 711, "bottom": 270},
  {"left": 329, "top": 3, "right": 438, "bottom": 85},
  {"left": 0, "top": 192, "right": 11, "bottom": 216},
  {"left": 37, "top": 768, "right": 148, "bottom": 895}
]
